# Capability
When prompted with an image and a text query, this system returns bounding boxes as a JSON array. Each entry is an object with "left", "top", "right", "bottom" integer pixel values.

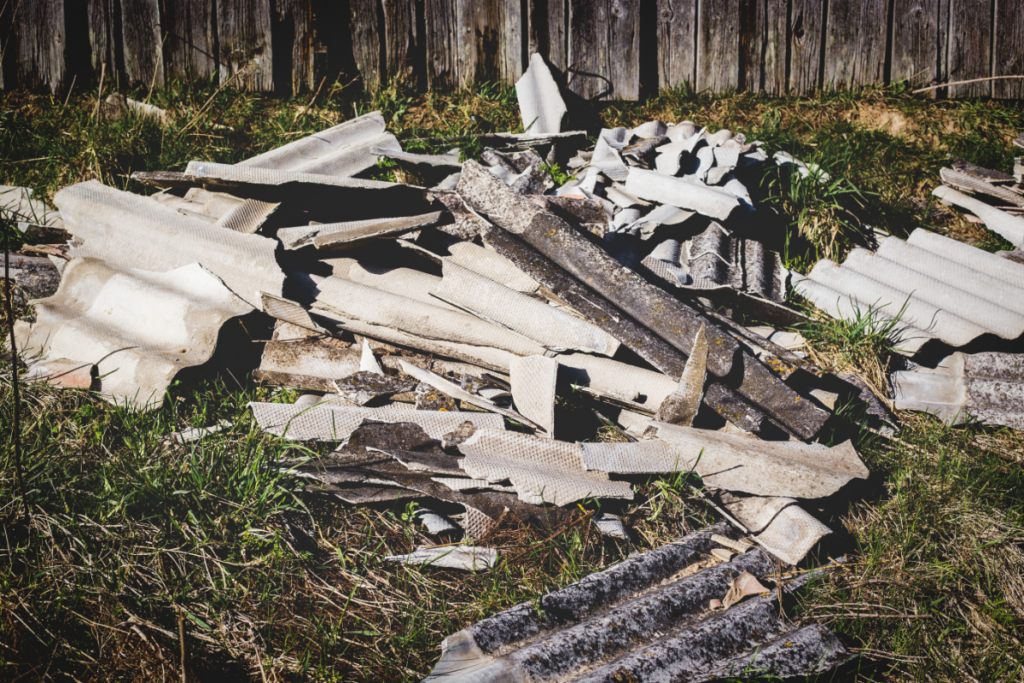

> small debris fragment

[{"left": 385, "top": 545, "right": 498, "bottom": 572}]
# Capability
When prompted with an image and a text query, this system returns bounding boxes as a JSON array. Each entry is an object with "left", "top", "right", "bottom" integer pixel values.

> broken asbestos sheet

[
  {"left": 279, "top": 211, "right": 444, "bottom": 250},
  {"left": 423, "top": 522, "right": 849, "bottom": 683},
  {"left": 581, "top": 423, "right": 868, "bottom": 500},
  {"left": 458, "top": 429, "right": 633, "bottom": 506},
  {"left": 624, "top": 168, "right": 740, "bottom": 220},
  {"left": 15, "top": 258, "right": 252, "bottom": 410},
  {"left": 386, "top": 545, "right": 498, "bottom": 572},
  {"left": 515, "top": 53, "right": 566, "bottom": 135},
  {"left": 933, "top": 185, "right": 1024, "bottom": 247},
  {"left": 718, "top": 493, "right": 833, "bottom": 566},
  {"left": 892, "top": 351, "right": 1024, "bottom": 429},
  {"left": 794, "top": 228, "right": 1024, "bottom": 353},
  {"left": 55, "top": 180, "right": 284, "bottom": 311}
]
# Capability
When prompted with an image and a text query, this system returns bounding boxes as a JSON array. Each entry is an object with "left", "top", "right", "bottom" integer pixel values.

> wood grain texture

[
  {"left": 164, "top": 0, "right": 217, "bottom": 81},
  {"left": 947, "top": 0, "right": 992, "bottom": 97},
  {"left": 657, "top": 0, "right": 697, "bottom": 89},
  {"left": 277, "top": 0, "right": 314, "bottom": 93},
  {"left": 891, "top": 0, "right": 939, "bottom": 87},
  {"left": 350, "top": 0, "right": 382, "bottom": 85},
  {"left": 824, "top": 0, "right": 888, "bottom": 89},
  {"left": 121, "top": 0, "right": 164, "bottom": 87},
  {"left": 86, "top": 0, "right": 115, "bottom": 77},
  {"left": 789, "top": 0, "right": 824, "bottom": 92},
  {"left": 993, "top": 0, "right": 1024, "bottom": 99},
  {"left": 383, "top": 0, "right": 419, "bottom": 82},
  {"left": 697, "top": 0, "right": 740, "bottom": 92},
  {"left": 569, "top": 0, "right": 640, "bottom": 99},
  {"left": 16, "top": 0, "right": 65, "bottom": 93},
  {"left": 740, "top": 0, "right": 787, "bottom": 93},
  {"left": 218, "top": 0, "right": 274, "bottom": 90},
  {"left": 454, "top": 0, "right": 523, "bottom": 86},
  {"left": 528, "top": 0, "right": 567, "bottom": 71}
]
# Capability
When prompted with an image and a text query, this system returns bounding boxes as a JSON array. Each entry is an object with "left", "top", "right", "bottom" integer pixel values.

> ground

[{"left": 1, "top": 78, "right": 1023, "bottom": 682}]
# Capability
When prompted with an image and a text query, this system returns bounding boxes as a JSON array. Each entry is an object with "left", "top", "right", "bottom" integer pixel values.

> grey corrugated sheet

[
  {"left": 794, "top": 228, "right": 1024, "bottom": 353},
  {"left": 423, "top": 522, "right": 849, "bottom": 683},
  {"left": 892, "top": 351, "right": 1024, "bottom": 429}
]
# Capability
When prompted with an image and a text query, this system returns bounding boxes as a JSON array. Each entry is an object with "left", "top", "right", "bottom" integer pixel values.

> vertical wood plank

[
  {"left": 789, "top": 0, "right": 824, "bottom": 93},
  {"left": 569, "top": 0, "right": 640, "bottom": 99},
  {"left": 947, "top": 0, "right": 991, "bottom": 97},
  {"left": 87, "top": 0, "right": 115, "bottom": 77},
  {"left": 823, "top": 0, "right": 889, "bottom": 89},
  {"left": 528, "top": 0, "right": 567, "bottom": 72},
  {"left": 276, "top": 0, "right": 314, "bottom": 93},
  {"left": 657, "top": 0, "right": 697, "bottom": 89},
  {"left": 424, "top": 0, "right": 456, "bottom": 88},
  {"left": 454, "top": 0, "right": 523, "bottom": 86},
  {"left": 121, "top": 0, "right": 164, "bottom": 88},
  {"left": 382, "top": 0, "right": 419, "bottom": 83},
  {"left": 763, "top": 0, "right": 788, "bottom": 94},
  {"left": 936, "top": 0, "right": 951, "bottom": 92},
  {"left": 164, "top": 0, "right": 217, "bottom": 82},
  {"left": 740, "top": 0, "right": 787, "bottom": 93},
  {"left": 993, "top": 0, "right": 1024, "bottom": 99},
  {"left": 218, "top": 0, "right": 274, "bottom": 90},
  {"left": 697, "top": 0, "right": 741, "bottom": 92},
  {"left": 16, "top": 0, "right": 66, "bottom": 93},
  {"left": 349, "top": 0, "right": 383, "bottom": 86},
  {"left": 891, "top": 0, "right": 939, "bottom": 87}
]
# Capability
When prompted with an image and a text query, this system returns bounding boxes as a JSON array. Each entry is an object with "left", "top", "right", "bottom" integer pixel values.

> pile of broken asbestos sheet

[{"left": 796, "top": 133, "right": 1024, "bottom": 431}]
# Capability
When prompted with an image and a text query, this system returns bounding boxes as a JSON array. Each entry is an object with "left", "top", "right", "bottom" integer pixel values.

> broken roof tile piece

[
  {"left": 892, "top": 351, "right": 1024, "bottom": 429},
  {"left": 794, "top": 228, "right": 1024, "bottom": 353},
  {"left": 509, "top": 355, "right": 557, "bottom": 436},
  {"left": 15, "top": 258, "right": 252, "bottom": 410},
  {"left": 516, "top": 53, "right": 566, "bottom": 135}
]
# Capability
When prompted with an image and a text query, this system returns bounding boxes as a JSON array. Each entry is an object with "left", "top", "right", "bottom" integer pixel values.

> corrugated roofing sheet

[{"left": 794, "top": 228, "right": 1024, "bottom": 353}]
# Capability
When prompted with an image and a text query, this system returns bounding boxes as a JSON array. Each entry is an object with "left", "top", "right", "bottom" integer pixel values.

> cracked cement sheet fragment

[
  {"left": 373, "top": 147, "right": 462, "bottom": 169},
  {"left": 892, "top": 351, "right": 1024, "bottom": 429},
  {"left": 431, "top": 261, "right": 621, "bottom": 356},
  {"left": 590, "top": 128, "right": 632, "bottom": 182},
  {"left": 314, "top": 275, "right": 547, "bottom": 358},
  {"left": 280, "top": 211, "right": 444, "bottom": 250},
  {"left": 624, "top": 168, "right": 740, "bottom": 219},
  {"left": 55, "top": 181, "right": 284, "bottom": 311},
  {"left": 481, "top": 148, "right": 553, "bottom": 195},
  {"left": 329, "top": 259, "right": 462, "bottom": 313},
  {"left": 655, "top": 325, "right": 707, "bottom": 425},
  {"left": 794, "top": 228, "right": 1024, "bottom": 353},
  {"left": 158, "top": 189, "right": 281, "bottom": 233},
  {"left": 510, "top": 355, "right": 557, "bottom": 436},
  {"left": 940, "top": 168, "right": 1024, "bottom": 208},
  {"left": 334, "top": 371, "right": 418, "bottom": 405},
  {"left": 640, "top": 239, "right": 689, "bottom": 285},
  {"left": 415, "top": 509, "right": 461, "bottom": 536},
  {"left": 184, "top": 161, "right": 399, "bottom": 192},
  {"left": 254, "top": 316, "right": 363, "bottom": 392},
  {"left": 445, "top": 240, "right": 541, "bottom": 294},
  {"left": 0, "top": 185, "right": 63, "bottom": 226},
  {"left": 684, "top": 223, "right": 787, "bottom": 301},
  {"left": 261, "top": 294, "right": 325, "bottom": 332},
  {"left": 15, "top": 258, "right": 252, "bottom": 410},
  {"left": 933, "top": 185, "right": 1024, "bottom": 247},
  {"left": 516, "top": 53, "right": 566, "bottom": 135},
  {"left": 717, "top": 493, "right": 831, "bottom": 565},
  {"left": 431, "top": 477, "right": 516, "bottom": 494},
  {"left": 387, "top": 545, "right": 498, "bottom": 571},
  {"left": 423, "top": 523, "right": 849, "bottom": 683},
  {"left": 237, "top": 110, "right": 400, "bottom": 178},
  {"left": 400, "top": 360, "right": 542, "bottom": 431},
  {"left": 648, "top": 422, "right": 868, "bottom": 499},
  {"left": 249, "top": 401, "right": 504, "bottom": 442},
  {"left": 360, "top": 338, "right": 384, "bottom": 374},
  {"left": 458, "top": 429, "right": 632, "bottom": 506}
]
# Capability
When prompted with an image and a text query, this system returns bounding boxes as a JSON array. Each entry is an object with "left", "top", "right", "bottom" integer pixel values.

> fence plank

[
  {"left": 891, "top": 0, "right": 939, "bottom": 88},
  {"left": 947, "top": 0, "right": 992, "bottom": 97},
  {"left": 569, "top": 0, "right": 640, "bottom": 99},
  {"left": 697, "top": 0, "right": 740, "bottom": 92},
  {"left": 121, "top": 0, "right": 164, "bottom": 88},
  {"left": 454, "top": 0, "right": 523, "bottom": 86},
  {"left": 993, "top": 0, "right": 1024, "bottom": 99},
  {"left": 528, "top": 0, "right": 567, "bottom": 72},
  {"left": 383, "top": 0, "right": 420, "bottom": 83},
  {"left": 276, "top": 0, "right": 313, "bottom": 93},
  {"left": 824, "top": 0, "right": 888, "bottom": 89},
  {"left": 350, "top": 0, "right": 382, "bottom": 86},
  {"left": 87, "top": 0, "right": 115, "bottom": 77},
  {"left": 164, "top": 0, "right": 217, "bottom": 82},
  {"left": 740, "top": 0, "right": 787, "bottom": 93},
  {"left": 657, "top": 0, "right": 697, "bottom": 89},
  {"left": 16, "top": 0, "right": 65, "bottom": 93},
  {"left": 218, "top": 0, "right": 274, "bottom": 90},
  {"left": 789, "top": 0, "right": 823, "bottom": 93}
]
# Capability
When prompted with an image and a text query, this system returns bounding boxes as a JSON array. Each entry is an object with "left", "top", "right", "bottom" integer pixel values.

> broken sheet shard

[{"left": 515, "top": 54, "right": 566, "bottom": 135}]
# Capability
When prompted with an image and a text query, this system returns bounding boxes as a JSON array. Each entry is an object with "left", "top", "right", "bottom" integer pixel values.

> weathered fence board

[
  {"left": 740, "top": 0, "right": 787, "bottom": 94},
  {"left": 424, "top": 0, "right": 455, "bottom": 88},
  {"left": 383, "top": 0, "right": 420, "bottom": 83},
  {"left": 993, "top": 0, "right": 1024, "bottom": 99},
  {"left": 697, "top": 0, "right": 740, "bottom": 92},
  {"left": 164, "top": 0, "right": 217, "bottom": 82},
  {"left": 86, "top": 0, "right": 115, "bottom": 77},
  {"left": 947, "top": 0, "right": 992, "bottom": 97},
  {"left": 891, "top": 0, "right": 939, "bottom": 88},
  {"left": 656, "top": 0, "right": 697, "bottom": 89},
  {"left": 529, "top": 0, "right": 567, "bottom": 72},
  {"left": 789, "top": 0, "right": 824, "bottom": 92},
  {"left": 569, "top": 0, "right": 640, "bottom": 99},
  {"left": 121, "top": 0, "right": 164, "bottom": 88},
  {"left": 276, "top": 0, "right": 314, "bottom": 94},
  {"left": 16, "top": 0, "right": 65, "bottom": 93},
  {"left": 349, "top": 0, "right": 383, "bottom": 86},
  {"left": 454, "top": 1, "right": 523, "bottom": 86},
  {"left": 218, "top": 0, "right": 274, "bottom": 90},
  {"left": 824, "top": 0, "right": 889, "bottom": 89}
]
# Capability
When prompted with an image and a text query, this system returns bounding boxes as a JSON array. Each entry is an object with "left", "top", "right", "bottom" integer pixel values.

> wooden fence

[{"left": 2, "top": 0, "right": 1023, "bottom": 99}]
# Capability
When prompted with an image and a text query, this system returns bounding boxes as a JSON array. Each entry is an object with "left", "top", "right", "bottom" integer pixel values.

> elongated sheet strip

[
  {"left": 940, "top": 167, "right": 1024, "bottom": 208},
  {"left": 432, "top": 261, "right": 620, "bottom": 356},
  {"left": 329, "top": 259, "right": 461, "bottom": 313},
  {"left": 386, "top": 545, "right": 498, "bottom": 571},
  {"left": 934, "top": 185, "right": 1024, "bottom": 247},
  {"left": 15, "top": 258, "right": 252, "bottom": 410},
  {"left": 516, "top": 54, "right": 566, "bottom": 135},
  {"left": 185, "top": 161, "right": 398, "bottom": 190},
  {"left": 510, "top": 355, "right": 557, "bottom": 436},
  {"left": 624, "top": 168, "right": 740, "bottom": 219},
  {"left": 280, "top": 212, "right": 444, "bottom": 250},
  {"left": 458, "top": 429, "right": 632, "bottom": 506},
  {"left": 55, "top": 180, "right": 284, "bottom": 311},
  {"left": 655, "top": 325, "right": 707, "bottom": 425},
  {"left": 446, "top": 240, "right": 541, "bottom": 293}
]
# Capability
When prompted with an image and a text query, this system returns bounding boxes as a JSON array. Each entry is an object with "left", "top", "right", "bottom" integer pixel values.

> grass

[{"left": 1, "top": 77, "right": 1024, "bottom": 681}]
